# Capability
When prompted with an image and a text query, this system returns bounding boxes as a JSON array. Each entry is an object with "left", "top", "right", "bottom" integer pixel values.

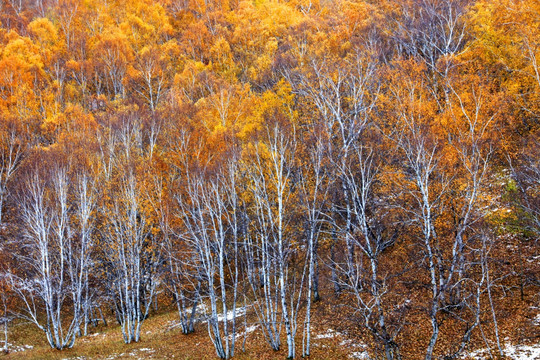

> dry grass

[
  {"left": 2, "top": 304, "right": 361, "bottom": 360},
  {"left": 5, "top": 288, "right": 538, "bottom": 359}
]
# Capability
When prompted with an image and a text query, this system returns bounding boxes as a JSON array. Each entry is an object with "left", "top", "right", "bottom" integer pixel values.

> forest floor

[
  {"left": 2, "top": 298, "right": 540, "bottom": 359},
  {"left": 1, "top": 300, "right": 369, "bottom": 360}
]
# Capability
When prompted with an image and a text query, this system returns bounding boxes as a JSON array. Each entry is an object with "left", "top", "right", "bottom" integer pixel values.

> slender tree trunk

[
  {"left": 2, "top": 298, "right": 7, "bottom": 353},
  {"left": 331, "top": 228, "right": 340, "bottom": 295},
  {"left": 483, "top": 237, "right": 503, "bottom": 357},
  {"left": 303, "top": 226, "right": 315, "bottom": 357},
  {"left": 313, "top": 243, "right": 320, "bottom": 302}
]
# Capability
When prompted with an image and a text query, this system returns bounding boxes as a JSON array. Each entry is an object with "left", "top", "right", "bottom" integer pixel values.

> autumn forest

[{"left": 0, "top": 0, "right": 539, "bottom": 359}]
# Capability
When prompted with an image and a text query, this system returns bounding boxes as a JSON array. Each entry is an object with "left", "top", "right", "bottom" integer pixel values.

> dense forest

[{"left": 0, "top": 0, "right": 539, "bottom": 359}]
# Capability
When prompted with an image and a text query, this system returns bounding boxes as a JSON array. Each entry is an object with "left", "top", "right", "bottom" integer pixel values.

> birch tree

[
  {"left": 12, "top": 163, "right": 95, "bottom": 349},
  {"left": 0, "top": 275, "right": 10, "bottom": 353},
  {"left": 73, "top": 173, "right": 97, "bottom": 337},
  {"left": 177, "top": 153, "right": 241, "bottom": 359},
  {"left": 246, "top": 124, "right": 305, "bottom": 359},
  {"left": 298, "top": 132, "right": 330, "bottom": 357},
  {"left": 388, "top": 74, "right": 494, "bottom": 359},
  {"left": 333, "top": 141, "right": 403, "bottom": 360},
  {"left": 291, "top": 51, "right": 378, "bottom": 281},
  {"left": 0, "top": 120, "right": 25, "bottom": 353},
  {"left": 153, "top": 168, "right": 201, "bottom": 335},
  {"left": 0, "top": 121, "right": 25, "bottom": 225},
  {"left": 102, "top": 169, "right": 159, "bottom": 343},
  {"left": 130, "top": 47, "right": 168, "bottom": 111}
]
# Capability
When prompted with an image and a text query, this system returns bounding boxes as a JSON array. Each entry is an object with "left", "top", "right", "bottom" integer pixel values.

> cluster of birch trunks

[
  {"left": 0, "top": 80, "right": 536, "bottom": 360},
  {"left": 0, "top": 5, "right": 538, "bottom": 357}
]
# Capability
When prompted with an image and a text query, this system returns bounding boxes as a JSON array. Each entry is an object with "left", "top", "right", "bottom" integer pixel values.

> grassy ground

[
  {"left": 3, "top": 289, "right": 539, "bottom": 359},
  {"left": 2, "top": 304, "right": 361, "bottom": 360}
]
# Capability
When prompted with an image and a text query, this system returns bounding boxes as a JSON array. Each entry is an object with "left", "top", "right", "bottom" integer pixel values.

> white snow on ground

[
  {"left": 314, "top": 329, "right": 344, "bottom": 339},
  {"left": 340, "top": 338, "right": 354, "bottom": 346},
  {"left": 166, "top": 320, "right": 184, "bottom": 331},
  {"left": 345, "top": 342, "right": 369, "bottom": 359},
  {"left": 197, "top": 303, "right": 209, "bottom": 314},
  {"left": 527, "top": 255, "right": 540, "bottom": 265},
  {"left": 130, "top": 347, "right": 155, "bottom": 359},
  {"left": 169, "top": 303, "right": 246, "bottom": 323},
  {"left": 80, "top": 332, "right": 106, "bottom": 343},
  {"left": 505, "top": 344, "right": 540, "bottom": 360},
  {"left": 166, "top": 305, "right": 249, "bottom": 333},
  {"left": 314, "top": 329, "right": 369, "bottom": 359},
  {"left": 462, "top": 343, "right": 540, "bottom": 359},
  {"left": 236, "top": 324, "right": 258, "bottom": 337},
  {"left": 341, "top": 338, "right": 368, "bottom": 348},
  {"left": 3, "top": 342, "right": 33, "bottom": 353},
  {"left": 104, "top": 353, "right": 125, "bottom": 360},
  {"left": 166, "top": 303, "right": 210, "bottom": 330},
  {"left": 227, "top": 324, "right": 259, "bottom": 340},
  {"left": 350, "top": 350, "right": 370, "bottom": 359},
  {"left": 216, "top": 306, "right": 247, "bottom": 322},
  {"left": 534, "top": 314, "right": 540, "bottom": 326}
]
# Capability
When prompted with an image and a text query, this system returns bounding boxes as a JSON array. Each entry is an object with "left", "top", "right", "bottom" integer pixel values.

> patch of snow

[
  {"left": 340, "top": 339, "right": 354, "bottom": 346},
  {"left": 505, "top": 343, "right": 540, "bottom": 360},
  {"left": 167, "top": 304, "right": 247, "bottom": 331},
  {"left": 314, "top": 328, "right": 368, "bottom": 356},
  {"left": 166, "top": 320, "right": 183, "bottom": 331},
  {"left": 194, "top": 303, "right": 209, "bottom": 315},
  {"left": 129, "top": 347, "right": 157, "bottom": 358},
  {"left": 237, "top": 324, "right": 258, "bottom": 336},
  {"left": 350, "top": 350, "right": 370, "bottom": 359},
  {"left": 104, "top": 353, "right": 125, "bottom": 360},
  {"left": 462, "top": 348, "right": 491, "bottom": 360},
  {"left": 228, "top": 324, "right": 258, "bottom": 340},
  {"left": 533, "top": 314, "right": 540, "bottom": 326},
  {"left": 315, "top": 329, "right": 344, "bottom": 339},
  {"left": 462, "top": 343, "right": 540, "bottom": 359},
  {"left": 341, "top": 339, "right": 368, "bottom": 349},
  {"left": 216, "top": 306, "right": 247, "bottom": 322},
  {"left": 4, "top": 343, "right": 33, "bottom": 353},
  {"left": 79, "top": 332, "right": 106, "bottom": 343}
]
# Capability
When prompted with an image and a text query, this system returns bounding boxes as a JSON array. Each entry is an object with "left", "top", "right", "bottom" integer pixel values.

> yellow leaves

[
  {"left": 469, "top": 0, "right": 540, "bottom": 85},
  {"left": 209, "top": 37, "right": 237, "bottom": 77},
  {"left": 258, "top": 0, "right": 303, "bottom": 32},
  {"left": 227, "top": 0, "right": 303, "bottom": 78},
  {"left": 160, "top": 39, "right": 181, "bottom": 60},
  {"left": 122, "top": 14, "right": 156, "bottom": 41},
  {"left": 195, "top": 82, "right": 251, "bottom": 135},
  {"left": 93, "top": 28, "right": 131, "bottom": 54},
  {"left": 118, "top": 0, "right": 173, "bottom": 49},
  {"left": 0, "top": 33, "right": 45, "bottom": 120},
  {"left": 173, "top": 60, "right": 210, "bottom": 105},
  {"left": 0, "top": 33, "right": 43, "bottom": 71},
  {"left": 340, "top": 0, "right": 381, "bottom": 37},
  {"left": 158, "top": 39, "right": 182, "bottom": 75},
  {"left": 245, "top": 36, "right": 278, "bottom": 82},
  {"left": 28, "top": 18, "right": 59, "bottom": 46},
  {"left": 41, "top": 104, "right": 94, "bottom": 141}
]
